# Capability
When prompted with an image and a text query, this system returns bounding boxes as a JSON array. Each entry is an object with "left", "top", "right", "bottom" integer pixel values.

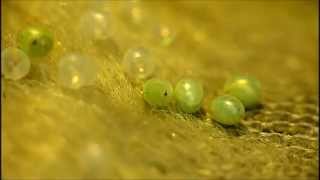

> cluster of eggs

[
  {"left": 1, "top": 9, "right": 109, "bottom": 89},
  {"left": 143, "top": 76, "right": 261, "bottom": 126},
  {"left": 1, "top": 5, "right": 174, "bottom": 88},
  {"left": 2, "top": 26, "right": 53, "bottom": 81},
  {"left": 1, "top": 25, "right": 98, "bottom": 89},
  {"left": 1, "top": 4, "right": 261, "bottom": 126}
]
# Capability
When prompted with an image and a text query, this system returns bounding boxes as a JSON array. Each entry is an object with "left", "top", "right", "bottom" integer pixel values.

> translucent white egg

[
  {"left": 78, "top": 10, "right": 113, "bottom": 41},
  {"left": 1, "top": 48, "right": 31, "bottom": 80},
  {"left": 57, "top": 54, "right": 97, "bottom": 89},
  {"left": 122, "top": 47, "right": 155, "bottom": 81}
]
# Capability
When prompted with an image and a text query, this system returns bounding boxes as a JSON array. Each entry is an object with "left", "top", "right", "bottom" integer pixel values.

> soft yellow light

[
  {"left": 184, "top": 83, "right": 191, "bottom": 90},
  {"left": 237, "top": 79, "right": 248, "bottom": 85},
  {"left": 72, "top": 75, "right": 80, "bottom": 84},
  {"left": 138, "top": 67, "right": 145, "bottom": 73},
  {"left": 134, "top": 52, "right": 142, "bottom": 58}
]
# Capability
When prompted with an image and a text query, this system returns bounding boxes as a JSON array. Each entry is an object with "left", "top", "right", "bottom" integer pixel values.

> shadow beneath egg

[{"left": 212, "top": 121, "right": 249, "bottom": 137}]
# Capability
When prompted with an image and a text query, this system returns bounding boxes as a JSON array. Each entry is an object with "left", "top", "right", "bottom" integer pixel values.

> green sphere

[
  {"left": 174, "top": 78, "right": 204, "bottom": 113},
  {"left": 143, "top": 79, "right": 173, "bottom": 107},
  {"left": 223, "top": 75, "right": 261, "bottom": 109},
  {"left": 17, "top": 26, "right": 54, "bottom": 57},
  {"left": 210, "top": 95, "right": 245, "bottom": 126}
]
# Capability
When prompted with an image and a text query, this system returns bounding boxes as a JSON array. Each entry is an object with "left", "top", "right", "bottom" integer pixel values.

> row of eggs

[{"left": 143, "top": 76, "right": 261, "bottom": 125}]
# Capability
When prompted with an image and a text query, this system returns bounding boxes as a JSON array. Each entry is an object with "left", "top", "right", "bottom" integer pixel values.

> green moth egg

[
  {"left": 210, "top": 95, "right": 245, "bottom": 125},
  {"left": 17, "top": 26, "right": 54, "bottom": 57},
  {"left": 223, "top": 75, "right": 261, "bottom": 109},
  {"left": 143, "top": 79, "right": 173, "bottom": 107},
  {"left": 174, "top": 78, "right": 204, "bottom": 113}
]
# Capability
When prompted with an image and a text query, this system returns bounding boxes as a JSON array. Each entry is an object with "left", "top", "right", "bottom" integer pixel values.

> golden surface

[{"left": 2, "top": 0, "right": 319, "bottom": 179}]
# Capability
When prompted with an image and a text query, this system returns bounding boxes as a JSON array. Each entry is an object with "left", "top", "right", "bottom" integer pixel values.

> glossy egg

[
  {"left": 78, "top": 10, "right": 113, "bottom": 41},
  {"left": 17, "top": 26, "right": 53, "bottom": 57},
  {"left": 224, "top": 75, "right": 261, "bottom": 109},
  {"left": 143, "top": 78, "right": 173, "bottom": 107},
  {"left": 1, "top": 48, "right": 31, "bottom": 80},
  {"left": 174, "top": 79, "right": 204, "bottom": 113},
  {"left": 57, "top": 54, "right": 97, "bottom": 89},
  {"left": 210, "top": 95, "right": 245, "bottom": 125},
  {"left": 122, "top": 47, "right": 155, "bottom": 81}
]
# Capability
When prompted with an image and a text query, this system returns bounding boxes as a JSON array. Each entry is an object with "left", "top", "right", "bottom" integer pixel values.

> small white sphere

[
  {"left": 1, "top": 48, "right": 31, "bottom": 80},
  {"left": 78, "top": 11, "right": 113, "bottom": 41},
  {"left": 57, "top": 54, "right": 97, "bottom": 89},
  {"left": 122, "top": 47, "right": 155, "bottom": 81}
]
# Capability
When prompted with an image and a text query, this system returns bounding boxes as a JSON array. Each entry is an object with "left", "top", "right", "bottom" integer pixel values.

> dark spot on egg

[
  {"left": 32, "top": 39, "right": 38, "bottom": 46},
  {"left": 164, "top": 91, "right": 168, "bottom": 96}
]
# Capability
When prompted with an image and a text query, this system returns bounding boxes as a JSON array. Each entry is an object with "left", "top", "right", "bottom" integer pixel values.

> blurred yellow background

[{"left": 2, "top": 0, "right": 318, "bottom": 179}]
